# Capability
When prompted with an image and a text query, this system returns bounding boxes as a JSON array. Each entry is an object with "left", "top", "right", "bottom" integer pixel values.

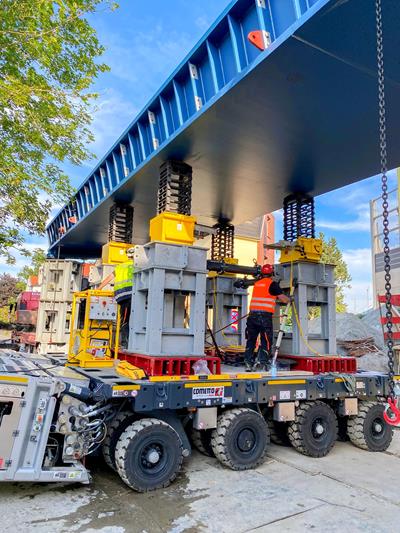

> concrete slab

[{"left": 0, "top": 434, "right": 399, "bottom": 532}]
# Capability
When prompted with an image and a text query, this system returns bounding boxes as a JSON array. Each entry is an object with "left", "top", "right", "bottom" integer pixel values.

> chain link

[{"left": 375, "top": 0, "right": 395, "bottom": 399}]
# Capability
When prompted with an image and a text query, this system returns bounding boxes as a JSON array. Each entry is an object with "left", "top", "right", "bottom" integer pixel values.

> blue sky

[{"left": 1, "top": 0, "right": 398, "bottom": 312}]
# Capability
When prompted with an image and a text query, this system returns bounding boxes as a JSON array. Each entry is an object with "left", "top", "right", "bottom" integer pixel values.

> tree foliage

[
  {"left": 319, "top": 232, "right": 352, "bottom": 313},
  {"left": 0, "top": 0, "right": 116, "bottom": 262},
  {"left": 18, "top": 248, "right": 47, "bottom": 282},
  {"left": 0, "top": 273, "right": 24, "bottom": 307}
]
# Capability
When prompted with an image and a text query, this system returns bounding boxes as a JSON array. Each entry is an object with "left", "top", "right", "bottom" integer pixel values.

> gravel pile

[
  {"left": 309, "top": 311, "right": 389, "bottom": 372},
  {"left": 337, "top": 312, "right": 384, "bottom": 350}
]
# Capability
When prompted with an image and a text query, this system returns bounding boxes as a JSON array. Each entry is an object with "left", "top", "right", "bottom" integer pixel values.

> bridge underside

[{"left": 51, "top": 0, "right": 400, "bottom": 258}]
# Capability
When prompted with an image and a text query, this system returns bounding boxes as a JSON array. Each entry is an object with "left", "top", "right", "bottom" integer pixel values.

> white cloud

[
  {"left": 195, "top": 16, "right": 211, "bottom": 32},
  {"left": 88, "top": 88, "right": 138, "bottom": 158},
  {"left": 99, "top": 24, "right": 194, "bottom": 94},
  {"left": 342, "top": 248, "right": 372, "bottom": 270},
  {"left": 342, "top": 248, "right": 373, "bottom": 312},
  {"left": 344, "top": 281, "right": 373, "bottom": 314},
  {"left": 318, "top": 202, "right": 371, "bottom": 232}
]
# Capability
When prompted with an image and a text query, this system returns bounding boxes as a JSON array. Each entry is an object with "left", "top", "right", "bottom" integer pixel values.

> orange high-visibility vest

[{"left": 249, "top": 277, "right": 276, "bottom": 313}]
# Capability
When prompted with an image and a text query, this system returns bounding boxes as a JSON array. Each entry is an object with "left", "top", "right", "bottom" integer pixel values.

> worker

[{"left": 234, "top": 264, "right": 290, "bottom": 371}]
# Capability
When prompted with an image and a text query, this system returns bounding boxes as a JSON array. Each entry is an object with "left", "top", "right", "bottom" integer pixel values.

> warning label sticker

[
  {"left": 53, "top": 471, "right": 82, "bottom": 480},
  {"left": 192, "top": 386, "right": 224, "bottom": 400},
  {"left": 112, "top": 389, "right": 138, "bottom": 398}
]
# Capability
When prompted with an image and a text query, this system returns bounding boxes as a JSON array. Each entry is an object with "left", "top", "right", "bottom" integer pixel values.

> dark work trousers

[{"left": 244, "top": 311, "right": 273, "bottom": 366}]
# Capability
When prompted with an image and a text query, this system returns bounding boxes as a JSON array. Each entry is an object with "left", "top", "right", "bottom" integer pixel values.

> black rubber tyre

[
  {"left": 102, "top": 410, "right": 137, "bottom": 471},
  {"left": 265, "top": 416, "right": 291, "bottom": 446},
  {"left": 210, "top": 408, "right": 269, "bottom": 470},
  {"left": 347, "top": 401, "right": 393, "bottom": 452},
  {"left": 115, "top": 418, "right": 183, "bottom": 492},
  {"left": 337, "top": 416, "right": 349, "bottom": 442},
  {"left": 190, "top": 428, "right": 215, "bottom": 457},
  {"left": 288, "top": 401, "right": 338, "bottom": 457}
]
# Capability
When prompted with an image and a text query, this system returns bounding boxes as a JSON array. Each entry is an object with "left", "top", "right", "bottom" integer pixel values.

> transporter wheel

[
  {"left": 288, "top": 401, "right": 338, "bottom": 458},
  {"left": 102, "top": 410, "right": 138, "bottom": 471},
  {"left": 337, "top": 416, "right": 349, "bottom": 442},
  {"left": 210, "top": 408, "right": 269, "bottom": 470},
  {"left": 115, "top": 418, "right": 183, "bottom": 492},
  {"left": 190, "top": 428, "right": 215, "bottom": 457},
  {"left": 263, "top": 411, "right": 291, "bottom": 446},
  {"left": 347, "top": 401, "right": 393, "bottom": 452}
]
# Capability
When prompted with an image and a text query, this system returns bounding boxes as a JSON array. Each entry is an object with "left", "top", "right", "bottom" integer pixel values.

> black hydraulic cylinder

[{"left": 207, "top": 260, "right": 261, "bottom": 277}]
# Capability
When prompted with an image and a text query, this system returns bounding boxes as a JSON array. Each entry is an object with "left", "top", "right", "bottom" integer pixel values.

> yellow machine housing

[
  {"left": 115, "top": 360, "right": 147, "bottom": 380},
  {"left": 149, "top": 212, "right": 196, "bottom": 245},
  {"left": 279, "top": 237, "right": 322, "bottom": 264},
  {"left": 102, "top": 241, "right": 132, "bottom": 265},
  {"left": 68, "top": 290, "right": 120, "bottom": 368}
]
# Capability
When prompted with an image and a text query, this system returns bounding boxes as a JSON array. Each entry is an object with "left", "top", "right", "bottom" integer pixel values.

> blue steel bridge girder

[{"left": 47, "top": 0, "right": 400, "bottom": 258}]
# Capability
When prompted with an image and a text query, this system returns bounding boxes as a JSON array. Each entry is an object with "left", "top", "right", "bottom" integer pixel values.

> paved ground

[{"left": 0, "top": 432, "right": 399, "bottom": 533}]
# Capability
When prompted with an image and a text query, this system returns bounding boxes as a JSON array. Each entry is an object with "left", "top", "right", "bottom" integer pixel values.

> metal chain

[{"left": 375, "top": 0, "right": 395, "bottom": 399}]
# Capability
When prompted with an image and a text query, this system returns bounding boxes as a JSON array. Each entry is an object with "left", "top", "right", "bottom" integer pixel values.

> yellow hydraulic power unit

[
  {"left": 279, "top": 237, "right": 322, "bottom": 264},
  {"left": 68, "top": 290, "right": 120, "bottom": 368},
  {"left": 102, "top": 241, "right": 132, "bottom": 265},
  {"left": 149, "top": 212, "right": 196, "bottom": 245}
]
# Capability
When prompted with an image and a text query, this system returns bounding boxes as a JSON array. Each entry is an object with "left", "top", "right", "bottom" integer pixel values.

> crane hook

[{"left": 383, "top": 397, "right": 400, "bottom": 426}]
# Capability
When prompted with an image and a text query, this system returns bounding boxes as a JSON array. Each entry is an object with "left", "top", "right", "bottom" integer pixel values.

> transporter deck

[
  {"left": 42, "top": 357, "right": 398, "bottom": 411},
  {"left": 1, "top": 351, "right": 397, "bottom": 412}
]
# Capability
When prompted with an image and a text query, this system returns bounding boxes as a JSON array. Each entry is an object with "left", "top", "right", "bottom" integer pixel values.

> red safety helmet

[{"left": 261, "top": 264, "right": 274, "bottom": 276}]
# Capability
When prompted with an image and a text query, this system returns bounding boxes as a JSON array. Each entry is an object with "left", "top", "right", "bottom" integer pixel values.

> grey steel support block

[
  {"left": 274, "top": 261, "right": 336, "bottom": 356},
  {"left": 129, "top": 242, "right": 207, "bottom": 356},
  {"left": 206, "top": 275, "right": 248, "bottom": 347}
]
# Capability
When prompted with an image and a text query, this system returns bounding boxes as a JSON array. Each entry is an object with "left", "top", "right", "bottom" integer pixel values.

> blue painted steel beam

[{"left": 47, "top": 0, "right": 400, "bottom": 258}]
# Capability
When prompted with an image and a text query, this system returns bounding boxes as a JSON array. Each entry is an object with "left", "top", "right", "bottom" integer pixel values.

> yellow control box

[
  {"left": 68, "top": 290, "right": 119, "bottom": 369},
  {"left": 149, "top": 212, "right": 196, "bottom": 245},
  {"left": 102, "top": 241, "right": 132, "bottom": 265},
  {"left": 280, "top": 237, "right": 322, "bottom": 264}
]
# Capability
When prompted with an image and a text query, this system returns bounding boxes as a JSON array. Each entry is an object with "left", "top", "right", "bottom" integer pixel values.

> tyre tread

[
  {"left": 191, "top": 428, "right": 214, "bottom": 457},
  {"left": 102, "top": 410, "right": 136, "bottom": 470},
  {"left": 287, "top": 401, "right": 338, "bottom": 457},
  {"left": 210, "top": 408, "right": 268, "bottom": 470},
  {"left": 115, "top": 418, "right": 183, "bottom": 492},
  {"left": 347, "top": 401, "right": 393, "bottom": 452}
]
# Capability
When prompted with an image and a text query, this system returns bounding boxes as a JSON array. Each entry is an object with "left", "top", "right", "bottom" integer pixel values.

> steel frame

[{"left": 46, "top": 0, "right": 323, "bottom": 253}]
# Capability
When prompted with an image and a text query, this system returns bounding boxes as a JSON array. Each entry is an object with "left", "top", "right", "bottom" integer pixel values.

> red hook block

[{"left": 383, "top": 397, "right": 400, "bottom": 426}]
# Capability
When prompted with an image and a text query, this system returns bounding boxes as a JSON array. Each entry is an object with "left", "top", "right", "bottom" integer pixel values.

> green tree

[
  {"left": 0, "top": 273, "right": 24, "bottom": 307},
  {"left": 0, "top": 0, "right": 117, "bottom": 263},
  {"left": 319, "top": 232, "right": 352, "bottom": 313},
  {"left": 18, "top": 248, "right": 47, "bottom": 282}
]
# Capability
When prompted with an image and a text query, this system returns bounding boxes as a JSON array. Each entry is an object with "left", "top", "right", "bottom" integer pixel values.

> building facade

[{"left": 370, "top": 171, "right": 400, "bottom": 306}]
